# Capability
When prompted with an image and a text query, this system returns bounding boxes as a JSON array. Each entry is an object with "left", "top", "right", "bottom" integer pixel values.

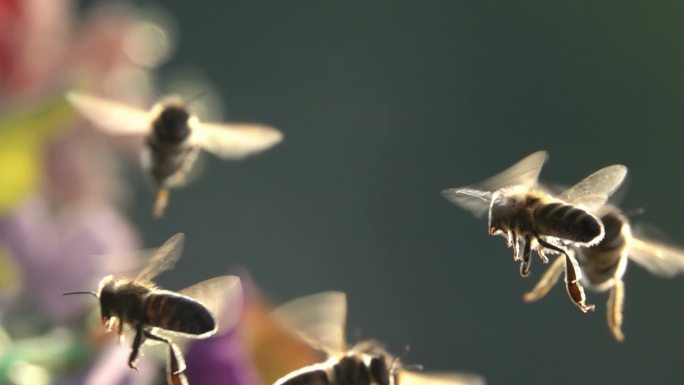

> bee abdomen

[
  {"left": 144, "top": 292, "right": 216, "bottom": 336},
  {"left": 534, "top": 203, "right": 602, "bottom": 243}
]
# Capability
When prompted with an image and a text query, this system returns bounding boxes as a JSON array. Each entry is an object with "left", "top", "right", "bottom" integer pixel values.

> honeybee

[
  {"left": 273, "top": 292, "right": 485, "bottom": 385},
  {"left": 66, "top": 91, "right": 283, "bottom": 217},
  {"left": 64, "top": 233, "right": 243, "bottom": 385},
  {"left": 442, "top": 151, "right": 628, "bottom": 313},
  {"left": 524, "top": 204, "right": 684, "bottom": 341}
]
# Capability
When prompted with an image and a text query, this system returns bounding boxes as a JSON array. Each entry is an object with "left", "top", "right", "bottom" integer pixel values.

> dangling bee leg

[
  {"left": 128, "top": 324, "right": 145, "bottom": 370},
  {"left": 509, "top": 232, "right": 520, "bottom": 261},
  {"left": 519, "top": 235, "right": 533, "bottom": 277},
  {"left": 523, "top": 255, "right": 564, "bottom": 302},
  {"left": 607, "top": 278, "right": 625, "bottom": 342},
  {"left": 535, "top": 237, "right": 595, "bottom": 313},
  {"left": 563, "top": 254, "right": 595, "bottom": 313},
  {"left": 143, "top": 330, "right": 188, "bottom": 383},
  {"left": 153, "top": 187, "right": 170, "bottom": 218}
]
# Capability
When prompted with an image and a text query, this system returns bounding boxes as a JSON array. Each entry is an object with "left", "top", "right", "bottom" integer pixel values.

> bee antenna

[{"left": 62, "top": 291, "right": 98, "bottom": 298}]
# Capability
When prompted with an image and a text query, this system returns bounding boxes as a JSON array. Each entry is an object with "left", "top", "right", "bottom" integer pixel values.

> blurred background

[{"left": 2, "top": 1, "right": 684, "bottom": 384}]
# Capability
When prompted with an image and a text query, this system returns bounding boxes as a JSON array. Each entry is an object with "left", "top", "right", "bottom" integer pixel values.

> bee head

[
  {"left": 153, "top": 105, "right": 192, "bottom": 143},
  {"left": 488, "top": 192, "right": 515, "bottom": 236},
  {"left": 97, "top": 275, "right": 118, "bottom": 326}
]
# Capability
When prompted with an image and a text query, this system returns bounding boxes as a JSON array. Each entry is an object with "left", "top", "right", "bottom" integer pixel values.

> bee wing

[
  {"left": 441, "top": 151, "right": 548, "bottom": 218},
  {"left": 399, "top": 370, "right": 486, "bottom": 385},
  {"left": 272, "top": 291, "right": 347, "bottom": 356},
  {"left": 628, "top": 226, "right": 684, "bottom": 277},
  {"left": 178, "top": 275, "right": 243, "bottom": 335},
  {"left": 558, "top": 165, "right": 628, "bottom": 210},
  {"left": 135, "top": 233, "right": 186, "bottom": 282},
  {"left": 188, "top": 121, "right": 283, "bottom": 159},
  {"left": 441, "top": 188, "right": 493, "bottom": 218},
  {"left": 66, "top": 91, "right": 150, "bottom": 135},
  {"left": 472, "top": 150, "right": 548, "bottom": 191}
]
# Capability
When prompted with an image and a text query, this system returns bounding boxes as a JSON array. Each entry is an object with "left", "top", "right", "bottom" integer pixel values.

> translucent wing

[
  {"left": 441, "top": 188, "right": 493, "bottom": 218},
  {"left": 628, "top": 227, "right": 684, "bottom": 277},
  {"left": 135, "top": 233, "right": 185, "bottom": 282},
  {"left": 272, "top": 291, "right": 347, "bottom": 356},
  {"left": 178, "top": 275, "right": 243, "bottom": 336},
  {"left": 470, "top": 150, "right": 548, "bottom": 191},
  {"left": 399, "top": 370, "right": 486, "bottom": 385},
  {"left": 189, "top": 121, "right": 283, "bottom": 159},
  {"left": 66, "top": 91, "right": 150, "bottom": 135},
  {"left": 558, "top": 165, "right": 628, "bottom": 210},
  {"left": 441, "top": 151, "right": 548, "bottom": 218}
]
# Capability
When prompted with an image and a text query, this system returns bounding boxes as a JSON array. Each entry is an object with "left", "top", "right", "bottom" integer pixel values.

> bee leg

[
  {"left": 523, "top": 255, "right": 564, "bottom": 302},
  {"left": 153, "top": 188, "right": 170, "bottom": 218},
  {"left": 128, "top": 324, "right": 145, "bottom": 370},
  {"left": 519, "top": 235, "right": 533, "bottom": 277},
  {"left": 143, "top": 330, "right": 187, "bottom": 375},
  {"left": 607, "top": 278, "right": 625, "bottom": 342},
  {"left": 563, "top": 254, "right": 595, "bottom": 313},
  {"left": 510, "top": 232, "right": 520, "bottom": 261},
  {"left": 535, "top": 237, "right": 595, "bottom": 313}
]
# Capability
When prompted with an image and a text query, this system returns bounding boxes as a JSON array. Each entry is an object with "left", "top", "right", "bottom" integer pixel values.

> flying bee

[
  {"left": 64, "top": 233, "right": 243, "bottom": 385},
  {"left": 66, "top": 91, "right": 283, "bottom": 217},
  {"left": 524, "top": 204, "right": 684, "bottom": 341},
  {"left": 272, "top": 292, "right": 485, "bottom": 385},
  {"left": 442, "top": 151, "right": 628, "bottom": 313}
]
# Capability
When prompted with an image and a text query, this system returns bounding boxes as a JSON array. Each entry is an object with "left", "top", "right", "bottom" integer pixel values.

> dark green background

[{"left": 119, "top": 2, "right": 684, "bottom": 384}]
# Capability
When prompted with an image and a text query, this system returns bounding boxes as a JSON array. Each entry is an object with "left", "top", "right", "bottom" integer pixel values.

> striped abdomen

[
  {"left": 143, "top": 291, "right": 215, "bottom": 336},
  {"left": 575, "top": 208, "right": 629, "bottom": 288},
  {"left": 533, "top": 203, "right": 602, "bottom": 244}
]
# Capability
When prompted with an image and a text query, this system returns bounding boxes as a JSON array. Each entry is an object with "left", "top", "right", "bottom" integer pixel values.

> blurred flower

[{"left": 184, "top": 275, "right": 321, "bottom": 385}]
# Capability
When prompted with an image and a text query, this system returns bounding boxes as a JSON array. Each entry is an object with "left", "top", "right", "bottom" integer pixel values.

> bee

[
  {"left": 66, "top": 91, "right": 283, "bottom": 217},
  {"left": 272, "top": 292, "right": 485, "bottom": 385},
  {"left": 524, "top": 204, "right": 684, "bottom": 341},
  {"left": 442, "top": 151, "right": 628, "bottom": 313},
  {"left": 63, "top": 233, "right": 243, "bottom": 385}
]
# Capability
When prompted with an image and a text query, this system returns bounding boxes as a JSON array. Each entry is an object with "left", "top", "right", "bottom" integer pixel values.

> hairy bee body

[
  {"left": 98, "top": 276, "right": 216, "bottom": 337},
  {"left": 145, "top": 103, "right": 197, "bottom": 187},
  {"left": 276, "top": 342, "right": 395, "bottom": 385},
  {"left": 575, "top": 207, "right": 630, "bottom": 290},
  {"left": 490, "top": 188, "right": 603, "bottom": 246}
]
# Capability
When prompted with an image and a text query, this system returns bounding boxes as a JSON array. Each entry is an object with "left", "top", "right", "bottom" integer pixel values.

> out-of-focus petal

[
  {"left": 0, "top": 196, "right": 139, "bottom": 320},
  {"left": 185, "top": 328, "right": 261, "bottom": 385}
]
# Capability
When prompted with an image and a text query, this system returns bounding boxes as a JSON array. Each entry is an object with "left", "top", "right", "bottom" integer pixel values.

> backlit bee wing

[
  {"left": 272, "top": 291, "right": 347, "bottom": 356},
  {"left": 135, "top": 233, "right": 185, "bottom": 282},
  {"left": 188, "top": 121, "right": 283, "bottom": 160},
  {"left": 557, "top": 165, "right": 628, "bottom": 211},
  {"left": 178, "top": 275, "right": 243, "bottom": 336},
  {"left": 628, "top": 226, "right": 684, "bottom": 277},
  {"left": 442, "top": 150, "right": 548, "bottom": 218},
  {"left": 399, "top": 370, "right": 486, "bottom": 385},
  {"left": 66, "top": 91, "right": 151, "bottom": 135}
]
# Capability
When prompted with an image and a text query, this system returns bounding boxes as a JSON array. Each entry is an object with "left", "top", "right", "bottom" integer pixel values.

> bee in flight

[
  {"left": 524, "top": 204, "right": 684, "bottom": 341},
  {"left": 64, "top": 233, "right": 243, "bottom": 385},
  {"left": 66, "top": 91, "right": 283, "bottom": 217},
  {"left": 272, "top": 291, "right": 485, "bottom": 385},
  {"left": 442, "top": 151, "right": 628, "bottom": 313}
]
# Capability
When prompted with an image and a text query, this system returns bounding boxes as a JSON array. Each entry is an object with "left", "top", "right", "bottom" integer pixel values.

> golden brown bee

[
  {"left": 273, "top": 292, "right": 485, "bottom": 385},
  {"left": 64, "top": 233, "right": 243, "bottom": 385},
  {"left": 524, "top": 204, "right": 684, "bottom": 341},
  {"left": 442, "top": 151, "right": 628, "bottom": 313},
  {"left": 66, "top": 91, "right": 283, "bottom": 217}
]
